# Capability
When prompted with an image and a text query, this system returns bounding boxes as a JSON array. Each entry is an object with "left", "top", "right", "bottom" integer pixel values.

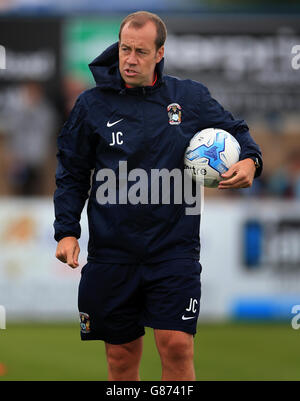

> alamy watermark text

[
  {"left": 95, "top": 161, "right": 203, "bottom": 215},
  {"left": 291, "top": 305, "right": 300, "bottom": 330},
  {"left": 0, "top": 305, "right": 6, "bottom": 329},
  {"left": 0, "top": 45, "right": 6, "bottom": 70},
  {"left": 291, "top": 45, "right": 300, "bottom": 70}
]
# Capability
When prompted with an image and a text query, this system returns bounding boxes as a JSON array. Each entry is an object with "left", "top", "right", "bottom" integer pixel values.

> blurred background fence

[{"left": 0, "top": 0, "right": 300, "bottom": 324}]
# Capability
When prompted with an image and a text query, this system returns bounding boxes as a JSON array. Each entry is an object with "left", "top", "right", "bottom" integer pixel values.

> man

[{"left": 54, "top": 11, "right": 262, "bottom": 381}]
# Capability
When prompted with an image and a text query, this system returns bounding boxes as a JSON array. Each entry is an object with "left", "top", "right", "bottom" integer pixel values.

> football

[{"left": 184, "top": 128, "right": 241, "bottom": 188}]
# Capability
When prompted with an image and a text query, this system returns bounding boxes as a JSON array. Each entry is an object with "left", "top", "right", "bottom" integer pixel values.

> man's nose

[{"left": 127, "top": 51, "right": 137, "bottom": 64}]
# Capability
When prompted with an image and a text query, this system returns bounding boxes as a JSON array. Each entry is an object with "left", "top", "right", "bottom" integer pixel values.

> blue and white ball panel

[{"left": 184, "top": 128, "right": 240, "bottom": 188}]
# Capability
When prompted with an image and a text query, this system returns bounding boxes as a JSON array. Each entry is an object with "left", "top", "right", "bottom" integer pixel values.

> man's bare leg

[
  {"left": 154, "top": 329, "right": 195, "bottom": 381},
  {"left": 105, "top": 336, "right": 143, "bottom": 381}
]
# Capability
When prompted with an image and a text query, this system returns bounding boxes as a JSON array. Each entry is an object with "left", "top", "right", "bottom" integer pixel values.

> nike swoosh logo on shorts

[
  {"left": 107, "top": 118, "right": 124, "bottom": 127},
  {"left": 182, "top": 315, "right": 196, "bottom": 320}
]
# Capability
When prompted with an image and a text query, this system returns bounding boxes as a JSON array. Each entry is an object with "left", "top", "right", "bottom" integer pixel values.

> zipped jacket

[{"left": 53, "top": 42, "right": 263, "bottom": 263}]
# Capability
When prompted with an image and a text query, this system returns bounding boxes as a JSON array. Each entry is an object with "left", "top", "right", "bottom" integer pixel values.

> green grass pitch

[{"left": 0, "top": 322, "right": 299, "bottom": 381}]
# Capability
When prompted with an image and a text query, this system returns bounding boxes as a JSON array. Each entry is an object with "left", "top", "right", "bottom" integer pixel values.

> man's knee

[
  {"left": 105, "top": 338, "right": 142, "bottom": 373},
  {"left": 155, "top": 330, "right": 194, "bottom": 362}
]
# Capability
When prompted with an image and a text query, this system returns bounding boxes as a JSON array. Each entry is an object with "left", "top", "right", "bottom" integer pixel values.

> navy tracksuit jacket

[{"left": 53, "top": 42, "right": 263, "bottom": 263}]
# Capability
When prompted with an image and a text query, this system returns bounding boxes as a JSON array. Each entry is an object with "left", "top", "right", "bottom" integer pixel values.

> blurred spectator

[
  {"left": 0, "top": 130, "right": 11, "bottom": 194},
  {"left": 62, "top": 76, "right": 87, "bottom": 116},
  {"left": 0, "top": 0, "right": 15, "bottom": 11},
  {"left": 1, "top": 81, "right": 58, "bottom": 196},
  {"left": 267, "top": 149, "right": 300, "bottom": 199}
]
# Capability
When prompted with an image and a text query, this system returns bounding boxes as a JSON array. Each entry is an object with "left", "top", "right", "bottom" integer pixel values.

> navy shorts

[{"left": 78, "top": 258, "right": 202, "bottom": 345}]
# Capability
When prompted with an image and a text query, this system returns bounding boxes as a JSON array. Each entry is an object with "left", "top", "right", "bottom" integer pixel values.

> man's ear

[{"left": 156, "top": 46, "right": 164, "bottom": 63}]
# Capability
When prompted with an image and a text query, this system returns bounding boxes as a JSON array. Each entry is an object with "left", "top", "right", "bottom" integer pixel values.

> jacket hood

[{"left": 89, "top": 42, "right": 165, "bottom": 92}]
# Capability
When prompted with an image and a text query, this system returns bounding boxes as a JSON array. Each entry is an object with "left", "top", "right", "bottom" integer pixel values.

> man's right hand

[{"left": 55, "top": 236, "right": 80, "bottom": 268}]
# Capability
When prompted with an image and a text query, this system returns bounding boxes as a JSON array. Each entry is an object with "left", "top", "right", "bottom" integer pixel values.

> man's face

[{"left": 119, "top": 21, "right": 164, "bottom": 88}]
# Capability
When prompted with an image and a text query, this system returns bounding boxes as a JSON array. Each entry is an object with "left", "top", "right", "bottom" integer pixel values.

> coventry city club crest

[
  {"left": 79, "top": 312, "right": 91, "bottom": 333},
  {"left": 167, "top": 103, "right": 182, "bottom": 125}
]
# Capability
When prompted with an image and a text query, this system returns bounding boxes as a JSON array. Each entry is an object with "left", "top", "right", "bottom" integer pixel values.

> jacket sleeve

[
  {"left": 196, "top": 84, "right": 263, "bottom": 178},
  {"left": 53, "top": 94, "right": 96, "bottom": 242}
]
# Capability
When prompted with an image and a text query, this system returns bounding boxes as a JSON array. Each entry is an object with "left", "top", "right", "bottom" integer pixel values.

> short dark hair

[{"left": 119, "top": 11, "right": 167, "bottom": 51}]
